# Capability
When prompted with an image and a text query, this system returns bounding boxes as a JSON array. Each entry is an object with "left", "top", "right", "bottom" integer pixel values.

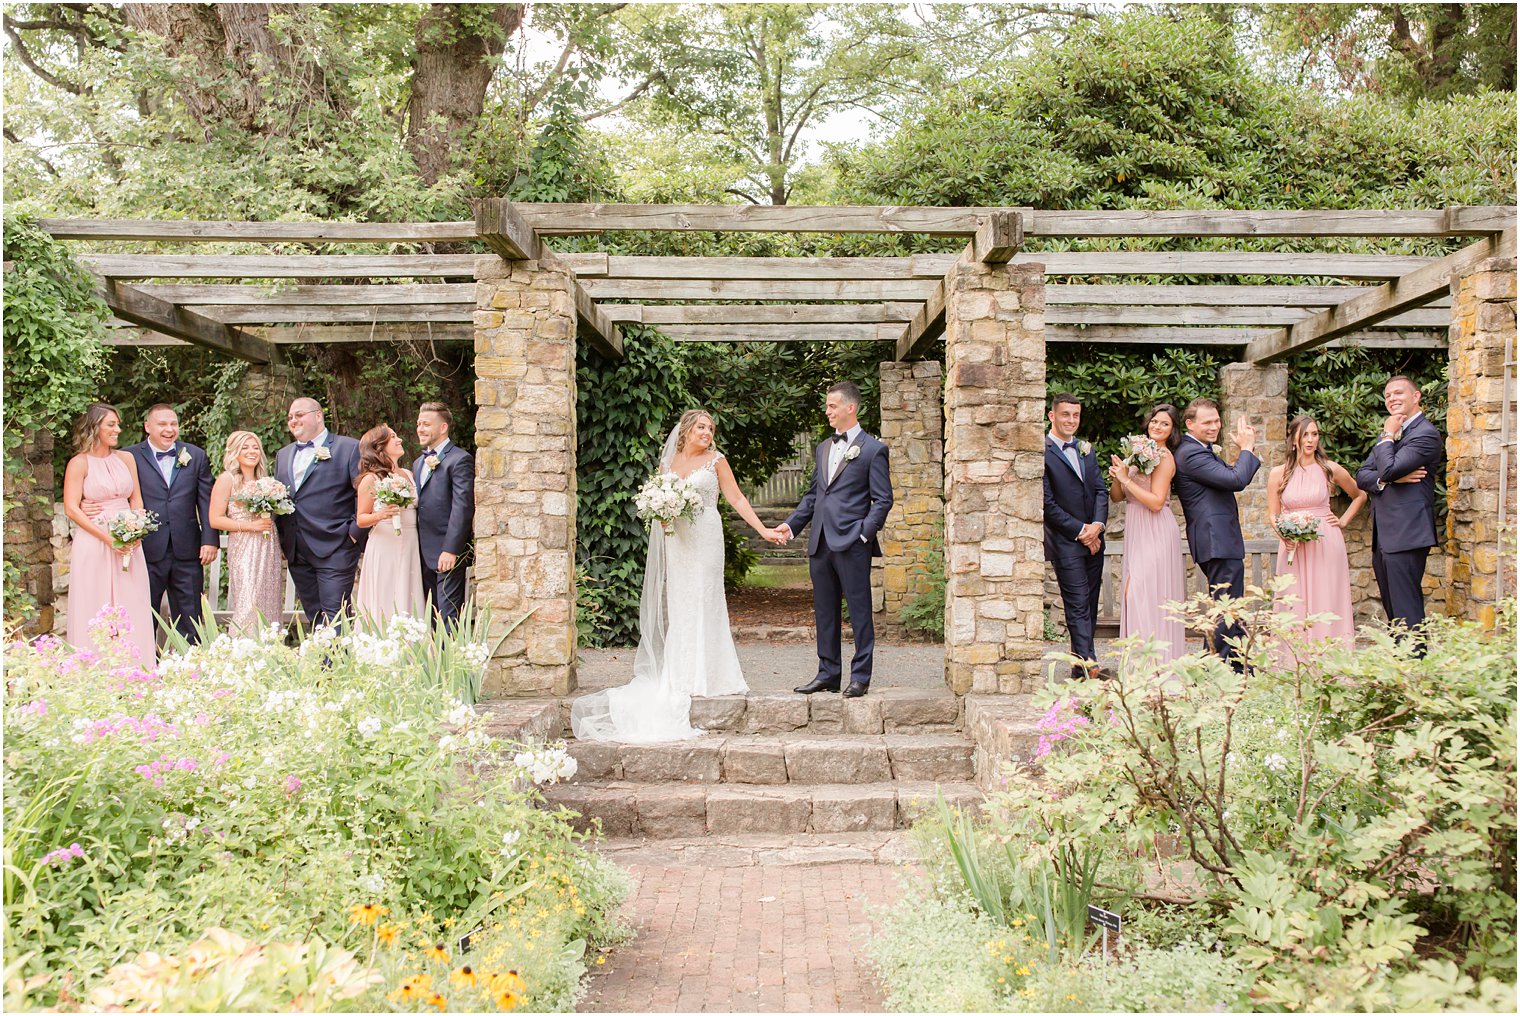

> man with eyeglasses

[{"left": 273, "top": 398, "right": 366, "bottom": 627}]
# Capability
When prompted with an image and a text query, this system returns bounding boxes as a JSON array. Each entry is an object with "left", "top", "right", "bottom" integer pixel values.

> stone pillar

[
  {"left": 473, "top": 254, "right": 578, "bottom": 697},
  {"left": 3, "top": 429, "right": 56, "bottom": 634},
  {"left": 1445, "top": 256, "right": 1517, "bottom": 627},
  {"left": 943, "top": 258, "right": 1047, "bottom": 695},
  {"left": 875, "top": 361, "right": 944, "bottom": 630},
  {"left": 232, "top": 361, "right": 303, "bottom": 430},
  {"left": 1218, "top": 362, "right": 1289, "bottom": 543}
]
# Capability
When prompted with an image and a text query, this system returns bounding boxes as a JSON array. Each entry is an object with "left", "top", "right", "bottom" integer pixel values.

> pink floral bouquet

[
  {"left": 373, "top": 475, "right": 416, "bottom": 533},
  {"left": 1117, "top": 434, "right": 1163, "bottom": 475},
  {"left": 104, "top": 509, "right": 160, "bottom": 571},
  {"left": 1275, "top": 511, "right": 1322, "bottom": 565},
  {"left": 232, "top": 477, "right": 294, "bottom": 539}
]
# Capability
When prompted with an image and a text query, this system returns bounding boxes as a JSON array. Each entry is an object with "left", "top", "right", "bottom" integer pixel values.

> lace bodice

[{"left": 668, "top": 454, "right": 722, "bottom": 512}]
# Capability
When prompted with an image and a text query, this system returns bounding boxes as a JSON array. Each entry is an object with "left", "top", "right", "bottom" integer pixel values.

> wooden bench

[{"left": 1094, "top": 538, "right": 1279, "bottom": 637}]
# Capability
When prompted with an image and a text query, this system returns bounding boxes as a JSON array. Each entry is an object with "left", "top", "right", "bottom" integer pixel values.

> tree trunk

[{"left": 406, "top": 3, "right": 524, "bottom": 185}]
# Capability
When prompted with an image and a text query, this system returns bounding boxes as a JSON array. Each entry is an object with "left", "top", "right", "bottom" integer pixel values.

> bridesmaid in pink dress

[
  {"left": 353, "top": 425, "right": 424, "bottom": 623},
  {"left": 62, "top": 403, "right": 156, "bottom": 662},
  {"left": 209, "top": 431, "right": 286, "bottom": 633},
  {"left": 1267, "top": 415, "right": 1367, "bottom": 645},
  {"left": 1108, "top": 404, "right": 1188, "bottom": 663}
]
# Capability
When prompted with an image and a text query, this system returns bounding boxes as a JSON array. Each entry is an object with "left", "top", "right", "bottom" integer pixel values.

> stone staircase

[{"left": 478, "top": 688, "right": 1028, "bottom": 839}]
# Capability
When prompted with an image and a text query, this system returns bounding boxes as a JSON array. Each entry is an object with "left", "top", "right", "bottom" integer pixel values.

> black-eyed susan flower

[
  {"left": 424, "top": 943, "right": 450, "bottom": 963},
  {"left": 424, "top": 991, "right": 447, "bottom": 1010},
  {"left": 377, "top": 923, "right": 400, "bottom": 948},
  {"left": 492, "top": 970, "right": 526, "bottom": 996},
  {"left": 350, "top": 903, "right": 388, "bottom": 926},
  {"left": 493, "top": 989, "right": 521, "bottom": 1012},
  {"left": 450, "top": 965, "right": 478, "bottom": 989}
]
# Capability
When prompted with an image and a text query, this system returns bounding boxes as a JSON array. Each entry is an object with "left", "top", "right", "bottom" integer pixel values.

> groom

[{"left": 773, "top": 381, "right": 894, "bottom": 698}]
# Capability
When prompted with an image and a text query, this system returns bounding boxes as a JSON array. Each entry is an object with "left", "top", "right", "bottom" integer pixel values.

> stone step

[
  {"left": 542, "top": 780, "right": 983, "bottom": 838},
  {"left": 563, "top": 733, "right": 974, "bottom": 785},
  {"left": 530, "top": 687, "right": 964, "bottom": 737},
  {"left": 964, "top": 695, "right": 1047, "bottom": 790}
]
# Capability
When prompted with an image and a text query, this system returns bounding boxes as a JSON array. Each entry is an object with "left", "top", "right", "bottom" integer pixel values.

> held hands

[
  {"left": 764, "top": 523, "right": 792, "bottom": 546},
  {"left": 1232, "top": 416, "right": 1256, "bottom": 453}
]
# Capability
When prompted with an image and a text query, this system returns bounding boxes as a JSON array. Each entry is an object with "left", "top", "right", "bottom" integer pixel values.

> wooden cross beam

[
  {"left": 894, "top": 276, "right": 948, "bottom": 360},
  {"left": 573, "top": 278, "right": 623, "bottom": 359},
  {"left": 975, "top": 211, "right": 1023, "bottom": 263},
  {"left": 97, "top": 280, "right": 274, "bottom": 363},
  {"left": 1245, "top": 229, "right": 1517, "bottom": 363},
  {"left": 473, "top": 198, "right": 540, "bottom": 260},
  {"left": 604, "top": 304, "right": 919, "bottom": 325}
]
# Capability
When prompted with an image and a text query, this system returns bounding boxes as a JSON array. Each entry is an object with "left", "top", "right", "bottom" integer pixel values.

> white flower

[
  {"left": 185, "top": 816, "right": 201, "bottom": 831},
  {"left": 313, "top": 446, "right": 331, "bottom": 461},
  {"left": 501, "top": 830, "right": 521, "bottom": 855},
  {"left": 358, "top": 872, "right": 386, "bottom": 895},
  {"left": 356, "top": 716, "right": 382, "bottom": 738},
  {"left": 176, "top": 448, "right": 191, "bottom": 468},
  {"left": 445, "top": 700, "right": 475, "bottom": 727},
  {"left": 845, "top": 445, "right": 861, "bottom": 461},
  {"left": 511, "top": 743, "right": 578, "bottom": 785},
  {"left": 462, "top": 642, "right": 491, "bottom": 670},
  {"left": 425, "top": 454, "right": 440, "bottom": 471},
  {"left": 1210, "top": 443, "right": 1223, "bottom": 456},
  {"left": 1263, "top": 753, "right": 1289, "bottom": 773},
  {"left": 1275, "top": 728, "right": 1289, "bottom": 742},
  {"left": 1078, "top": 440, "right": 1092, "bottom": 457},
  {"left": 438, "top": 734, "right": 459, "bottom": 753},
  {"left": 389, "top": 721, "right": 411, "bottom": 734}
]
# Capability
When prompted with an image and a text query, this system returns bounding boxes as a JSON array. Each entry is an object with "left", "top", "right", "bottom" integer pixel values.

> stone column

[
  {"left": 1217, "top": 362, "right": 1289, "bottom": 543},
  {"left": 3, "top": 429, "right": 56, "bottom": 634},
  {"left": 473, "top": 254, "right": 578, "bottom": 697},
  {"left": 943, "top": 258, "right": 1047, "bottom": 695},
  {"left": 874, "top": 361, "right": 944, "bottom": 630},
  {"left": 1445, "top": 256, "right": 1517, "bottom": 627},
  {"left": 232, "top": 361, "right": 303, "bottom": 430}
]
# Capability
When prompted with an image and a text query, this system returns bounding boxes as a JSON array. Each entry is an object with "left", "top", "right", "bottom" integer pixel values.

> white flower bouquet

[
  {"left": 232, "top": 477, "right": 294, "bottom": 538},
  {"left": 104, "top": 509, "right": 160, "bottom": 571},
  {"left": 372, "top": 475, "right": 416, "bottom": 533},
  {"left": 634, "top": 473, "right": 704, "bottom": 536},
  {"left": 1275, "top": 511, "right": 1322, "bottom": 565},
  {"left": 1117, "top": 434, "right": 1163, "bottom": 475}
]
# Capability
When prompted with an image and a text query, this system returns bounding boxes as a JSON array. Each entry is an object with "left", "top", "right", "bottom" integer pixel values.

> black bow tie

[
  {"left": 1062, "top": 440, "right": 1080, "bottom": 451},
  {"left": 832, "top": 433, "right": 849, "bottom": 444},
  {"left": 154, "top": 449, "right": 176, "bottom": 460},
  {"left": 295, "top": 441, "right": 314, "bottom": 450}
]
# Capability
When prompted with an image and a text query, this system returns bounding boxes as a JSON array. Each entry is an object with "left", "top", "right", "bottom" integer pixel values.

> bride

[{"left": 572, "top": 409, "right": 783, "bottom": 742}]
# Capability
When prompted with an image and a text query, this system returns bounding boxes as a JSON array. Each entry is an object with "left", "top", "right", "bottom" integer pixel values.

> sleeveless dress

[
  {"left": 571, "top": 453, "right": 748, "bottom": 742},
  {"left": 1118, "top": 458, "right": 1188, "bottom": 663},
  {"left": 67, "top": 454, "right": 156, "bottom": 662},
  {"left": 353, "top": 472, "right": 424, "bottom": 624},
  {"left": 226, "top": 479, "right": 287, "bottom": 633},
  {"left": 1275, "top": 464, "right": 1355, "bottom": 645}
]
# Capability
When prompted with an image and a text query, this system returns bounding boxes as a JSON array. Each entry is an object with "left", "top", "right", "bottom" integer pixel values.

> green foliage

[
  {"left": 1, "top": 215, "right": 110, "bottom": 619},
  {"left": 575, "top": 326, "right": 689, "bottom": 647},
  {"left": 899, "top": 524, "right": 945, "bottom": 641},
  {"left": 1046, "top": 345, "right": 1223, "bottom": 452}
]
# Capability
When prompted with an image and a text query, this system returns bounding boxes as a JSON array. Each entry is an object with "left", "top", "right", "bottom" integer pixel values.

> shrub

[{"left": 899, "top": 525, "right": 945, "bottom": 640}]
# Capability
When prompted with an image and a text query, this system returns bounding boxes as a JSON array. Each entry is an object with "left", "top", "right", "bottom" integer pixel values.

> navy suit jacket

[
  {"left": 1043, "top": 438, "right": 1109, "bottom": 562},
  {"left": 785, "top": 432, "right": 893, "bottom": 557},
  {"left": 1174, "top": 436, "right": 1261, "bottom": 563},
  {"left": 125, "top": 441, "right": 216, "bottom": 561},
  {"left": 1354, "top": 413, "right": 1443, "bottom": 553},
  {"left": 411, "top": 443, "right": 475, "bottom": 565},
  {"left": 272, "top": 433, "right": 367, "bottom": 561}
]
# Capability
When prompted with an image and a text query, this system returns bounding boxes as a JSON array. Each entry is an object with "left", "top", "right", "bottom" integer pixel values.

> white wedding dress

[{"left": 570, "top": 450, "right": 748, "bottom": 742}]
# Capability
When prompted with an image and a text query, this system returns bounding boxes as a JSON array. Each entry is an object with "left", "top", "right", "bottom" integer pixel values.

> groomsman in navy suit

[
  {"left": 776, "top": 381, "right": 894, "bottom": 698},
  {"left": 1043, "top": 394, "right": 1109, "bottom": 680},
  {"left": 121, "top": 404, "right": 217, "bottom": 643},
  {"left": 1355, "top": 375, "right": 1444, "bottom": 649},
  {"left": 1174, "top": 397, "right": 1260, "bottom": 671},
  {"left": 273, "top": 398, "right": 366, "bottom": 627},
  {"left": 413, "top": 402, "right": 475, "bottom": 627}
]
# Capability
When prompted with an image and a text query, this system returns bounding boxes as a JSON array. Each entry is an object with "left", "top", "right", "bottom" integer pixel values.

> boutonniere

[
  {"left": 175, "top": 449, "right": 191, "bottom": 468},
  {"left": 844, "top": 445, "right": 861, "bottom": 462},
  {"left": 1391, "top": 428, "right": 1404, "bottom": 442},
  {"left": 1210, "top": 443, "right": 1223, "bottom": 457},
  {"left": 313, "top": 446, "right": 332, "bottom": 461},
  {"left": 1078, "top": 440, "right": 1092, "bottom": 457},
  {"left": 424, "top": 453, "right": 441, "bottom": 471}
]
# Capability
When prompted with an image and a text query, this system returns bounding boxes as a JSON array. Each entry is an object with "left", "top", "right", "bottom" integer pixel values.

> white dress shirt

[
  {"left": 827, "top": 424, "right": 862, "bottom": 482},
  {"left": 293, "top": 429, "right": 328, "bottom": 489},
  {"left": 419, "top": 438, "right": 451, "bottom": 489},
  {"left": 148, "top": 440, "right": 177, "bottom": 486}
]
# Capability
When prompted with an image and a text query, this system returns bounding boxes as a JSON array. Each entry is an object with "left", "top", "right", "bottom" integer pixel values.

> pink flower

[
  {"left": 284, "top": 774, "right": 303, "bottom": 795},
  {"left": 20, "top": 700, "right": 47, "bottom": 717},
  {"left": 1033, "top": 697, "right": 1090, "bottom": 760},
  {"left": 41, "top": 842, "right": 86, "bottom": 867}
]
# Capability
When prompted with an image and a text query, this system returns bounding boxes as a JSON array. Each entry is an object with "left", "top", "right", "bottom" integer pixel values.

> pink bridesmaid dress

[
  {"left": 353, "top": 472, "right": 424, "bottom": 624},
  {"left": 1275, "top": 464, "right": 1355, "bottom": 644},
  {"left": 1119, "top": 461, "right": 1188, "bottom": 662},
  {"left": 66, "top": 454, "right": 156, "bottom": 662}
]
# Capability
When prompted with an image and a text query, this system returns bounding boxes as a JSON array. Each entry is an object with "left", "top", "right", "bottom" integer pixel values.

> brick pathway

[{"left": 580, "top": 862, "right": 906, "bottom": 1013}]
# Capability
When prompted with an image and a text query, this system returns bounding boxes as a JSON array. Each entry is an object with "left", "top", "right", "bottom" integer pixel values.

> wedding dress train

[{"left": 570, "top": 451, "right": 748, "bottom": 742}]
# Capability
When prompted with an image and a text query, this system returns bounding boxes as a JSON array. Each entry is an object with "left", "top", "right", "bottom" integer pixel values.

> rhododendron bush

[{"left": 3, "top": 609, "right": 628, "bottom": 1012}]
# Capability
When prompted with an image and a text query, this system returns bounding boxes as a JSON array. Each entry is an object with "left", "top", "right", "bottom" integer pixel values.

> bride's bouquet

[
  {"left": 1117, "top": 434, "right": 1163, "bottom": 475},
  {"left": 635, "top": 473, "right": 704, "bottom": 536},
  {"left": 372, "top": 475, "right": 417, "bottom": 534},
  {"left": 232, "top": 477, "right": 294, "bottom": 538},
  {"left": 104, "top": 509, "right": 160, "bottom": 571},
  {"left": 1275, "top": 511, "right": 1322, "bottom": 565}
]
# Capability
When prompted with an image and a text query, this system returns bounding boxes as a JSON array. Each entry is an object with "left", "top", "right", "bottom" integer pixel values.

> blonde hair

[
  {"left": 222, "top": 431, "right": 268, "bottom": 480},
  {"left": 673, "top": 409, "right": 715, "bottom": 454}
]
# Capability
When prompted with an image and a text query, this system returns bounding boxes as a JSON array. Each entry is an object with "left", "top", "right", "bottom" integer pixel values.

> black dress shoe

[
  {"left": 794, "top": 678, "right": 841, "bottom": 695},
  {"left": 843, "top": 682, "right": 868, "bottom": 698}
]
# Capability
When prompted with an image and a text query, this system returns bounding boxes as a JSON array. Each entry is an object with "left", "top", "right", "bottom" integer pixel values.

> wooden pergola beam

[
  {"left": 654, "top": 323, "right": 902, "bottom": 343},
  {"left": 474, "top": 198, "right": 540, "bottom": 261},
  {"left": 40, "top": 218, "right": 477, "bottom": 243},
  {"left": 975, "top": 211, "right": 1022, "bottom": 263},
  {"left": 82, "top": 254, "right": 482, "bottom": 278},
  {"left": 912, "top": 252, "right": 1437, "bottom": 279},
  {"left": 579, "top": 278, "right": 937, "bottom": 301},
  {"left": 573, "top": 278, "right": 623, "bottom": 359},
  {"left": 98, "top": 280, "right": 275, "bottom": 363},
  {"left": 1047, "top": 325, "right": 1445, "bottom": 348},
  {"left": 1048, "top": 304, "right": 1448, "bottom": 328},
  {"left": 894, "top": 277, "right": 947, "bottom": 360},
  {"left": 1245, "top": 229, "right": 1517, "bottom": 363},
  {"left": 604, "top": 303, "right": 919, "bottom": 325}
]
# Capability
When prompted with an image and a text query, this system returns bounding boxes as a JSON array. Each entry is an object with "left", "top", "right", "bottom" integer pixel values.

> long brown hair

[
  {"left": 1278, "top": 415, "right": 1334, "bottom": 502},
  {"left": 1143, "top": 403, "right": 1182, "bottom": 452},
  {"left": 673, "top": 409, "right": 715, "bottom": 455},
  {"left": 357, "top": 425, "right": 399, "bottom": 483},
  {"left": 71, "top": 402, "right": 120, "bottom": 455}
]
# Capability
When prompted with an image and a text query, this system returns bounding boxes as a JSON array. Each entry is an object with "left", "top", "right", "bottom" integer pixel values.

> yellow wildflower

[
  {"left": 450, "top": 965, "right": 478, "bottom": 990},
  {"left": 1016, "top": 966, "right": 1032, "bottom": 977},
  {"left": 493, "top": 971, "right": 526, "bottom": 996},
  {"left": 377, "top": 924, "right": 400, "bottom": 948},
  {"left": 350, "top": 903, "right": 388, "bottom": 926},
  {"left": 424, "top": 991, "right": 447, "bottom": 1010},
  {"left": 424, "top": 943, "right": 450, "bottom": 964}
]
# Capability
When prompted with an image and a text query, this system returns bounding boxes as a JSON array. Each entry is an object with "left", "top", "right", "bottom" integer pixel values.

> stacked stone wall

[
  {"left": 4, "top": 430, "right": 56, "bottom": 634},
  {"left": 875, "top": 361, "right": 944, "bottom": 631}
]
